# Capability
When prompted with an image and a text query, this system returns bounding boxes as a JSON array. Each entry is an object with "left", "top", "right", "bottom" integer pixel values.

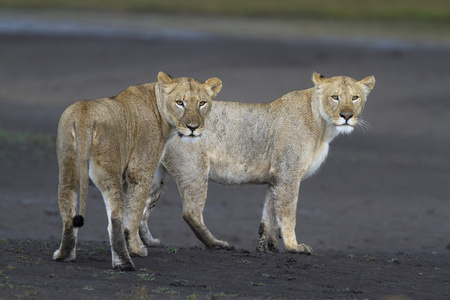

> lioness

[
  {"left": 53, "top": 72, "right": 222, "bottom": 270},
  {"left": 139, "top": 72, "right": 375, "bottom": 253}
]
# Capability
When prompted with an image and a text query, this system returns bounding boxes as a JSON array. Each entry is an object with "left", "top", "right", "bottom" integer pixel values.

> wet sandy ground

[{"left": 0, "top": 10, "right": 450, "bottom": 300}]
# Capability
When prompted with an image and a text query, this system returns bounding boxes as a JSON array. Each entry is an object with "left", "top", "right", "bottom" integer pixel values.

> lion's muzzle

[{"left": 178, "top": 123, "right": 203, "bottom": 138}]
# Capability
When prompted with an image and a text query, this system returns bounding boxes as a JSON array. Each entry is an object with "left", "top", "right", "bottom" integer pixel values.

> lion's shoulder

[{"left": 114, "top": 83, "right": 157, "bottom": 103}]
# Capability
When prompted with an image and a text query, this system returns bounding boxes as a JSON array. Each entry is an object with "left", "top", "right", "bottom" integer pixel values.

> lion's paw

[
  {"left": 256, "top": 239, "right": 279, "bottom": 253},
  {"left": 53, "top": 248, "right": 76, "bottom": 262},
  {"left": 113, "top": 261, "right": 135, "bottom": 272},
  {"left": 287, "top": 243, "right": 313, "bottom": 255},
  {"left": 130, "top": 245, "right": 148, "bottom": 257},
  {"left": 144, "top": 238, "right": 161, "bottom": 247},
  {"left": 140, "top": 233, "right": 161, "bottom": 247},
  {"left": 209, "top": 240, "right": 233, "bottom": 250}
]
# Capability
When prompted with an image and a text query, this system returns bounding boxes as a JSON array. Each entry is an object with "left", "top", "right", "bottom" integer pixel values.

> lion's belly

[{"left": 208, "top": 157, "right": 271, "bottom": 185}]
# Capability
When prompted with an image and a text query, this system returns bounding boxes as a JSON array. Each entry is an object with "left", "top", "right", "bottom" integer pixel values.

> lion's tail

[{"left": 73, "top": 109, "right": 94, "bottom": 228}]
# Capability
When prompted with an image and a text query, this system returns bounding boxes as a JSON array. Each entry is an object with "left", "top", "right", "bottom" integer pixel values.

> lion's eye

[
  {"left": 199, "top": 101, "right": 206, "bottom": 107},
  {"left": 175, "top": 100, "right": 184, "bottom": 106},
  {"left": 352, "top": 96, "right": 359, "bottom": 101},
  {"left": 331, "top": 95, "right": 339, "bottom": 101}
]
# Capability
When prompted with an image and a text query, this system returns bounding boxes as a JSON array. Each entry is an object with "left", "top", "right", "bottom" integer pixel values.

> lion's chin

[
  {"left": 179, "top": 135, "right": 201, "bottom": 143},
  {"left": 335, "top": 125, "right": 354, "bottom": 135}
]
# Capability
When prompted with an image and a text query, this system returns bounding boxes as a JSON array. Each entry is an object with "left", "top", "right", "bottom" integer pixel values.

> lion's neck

[{"left": 301, "top": 94, "right": 343, "bottom": 179}]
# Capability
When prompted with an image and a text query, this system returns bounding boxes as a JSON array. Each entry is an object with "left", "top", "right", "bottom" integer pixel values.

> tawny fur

[
  {"left": 53, "top": 72, "right": 222, "bottom": 270},
  {"left": 140, "top": 72, "right": 375, "bottom": 253}
]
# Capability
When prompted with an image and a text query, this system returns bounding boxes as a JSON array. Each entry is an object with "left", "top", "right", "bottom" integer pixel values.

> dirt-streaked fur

[
  {"left": 53, "top": 72, "right": 222, "bottom": 270},
  {"left": 140, "top": 72, "right": 375, "bottom": 253}
]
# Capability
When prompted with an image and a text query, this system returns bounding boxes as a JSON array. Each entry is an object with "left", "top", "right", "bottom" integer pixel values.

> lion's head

[
  {"left": 156, "top": 72, "right": 222, "bottom": 138},
  {"left": 312, "top": 71, "right": 375, "bottom": 134}
]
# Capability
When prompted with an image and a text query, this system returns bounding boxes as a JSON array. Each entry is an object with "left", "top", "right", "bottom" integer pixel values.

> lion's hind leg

[
  {"left": 124, "top": 182, "right": 150, "bottom": 257},
  {"left": 53, "top": 155, "right": 79, "bottom": 262},
  {"left": 139, "top": 164, "right": 172, "bottom": 247},
  {"left": 256, "top": 186, "right": 279, "bottom": 252},
  {"left": 123, "top": 167, "right": 156, "bottom": 257},
  {"left": 90, "top": 163, "right": 135, "bottom": 271}
]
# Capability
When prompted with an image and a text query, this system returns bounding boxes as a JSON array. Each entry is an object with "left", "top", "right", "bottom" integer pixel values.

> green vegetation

[
  {"left": 152, "top": 286, "right": 179, "bottom": 294},
  {"left": 0, "top": 129, "right": 55, "bottom": 147},
  {"left": 236, "top": 259, "right": 251, "bottom": 264},
  {"left": 83, "top": 285, "right": 94, "bottom": 291},
  {"left": 137, "top": 273, "right": 156, "bottom": 281},
  {"left": 0, "top": 129, "right": 55, "bottom": 163},
  {"left": 388, "top": 257, "right": 400, "bottom": 264},
  {"left": 0, "top": 0, "right": 448, "bottom": 23},
  {"left": 250, "top": 281, "right": 265, "bottom": 286},
  {"left": 171, "top": 278, "right": 188, "bottom": 286},
  {"left": 163, "top": 246, "right": 179, "bottom": 254},
  {"left": 102, "top": 269, "right": 125, "bottom": 276},
  {"left": 209, "top": 291, "right": 239, "bottom": 298},
  {"left": 364, "top": 255, "right": 376, "bottom": 261}
]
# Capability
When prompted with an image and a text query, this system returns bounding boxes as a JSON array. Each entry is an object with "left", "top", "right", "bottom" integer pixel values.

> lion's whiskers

[{"left": 356, "top": 118, "right": 371, "bottom": 132}]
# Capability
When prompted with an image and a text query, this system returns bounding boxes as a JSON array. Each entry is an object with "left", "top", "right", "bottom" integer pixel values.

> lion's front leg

[
  {"left": 273, "top": 181, "right": 312, "bottom": 254},
  {"left": 178, "top": 176, "right": 231, "bottom": 250}
]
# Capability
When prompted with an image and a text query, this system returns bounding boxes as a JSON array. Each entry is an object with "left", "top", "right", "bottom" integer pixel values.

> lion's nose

[
  {"left": 339, "top": 112, "right": 353, "bottom": 121},
  {"left": 187, "top": 125, "right": 199, "bottom": 132}
]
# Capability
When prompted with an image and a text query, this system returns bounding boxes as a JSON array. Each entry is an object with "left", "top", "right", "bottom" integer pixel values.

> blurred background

[{"left": 0, "top": 1, "right": 449, "bottom": 253}]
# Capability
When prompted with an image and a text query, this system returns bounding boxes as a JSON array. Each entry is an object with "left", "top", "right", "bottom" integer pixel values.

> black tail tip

[{"left": 73, "top": 215, "right": 84, "bottom": 228}]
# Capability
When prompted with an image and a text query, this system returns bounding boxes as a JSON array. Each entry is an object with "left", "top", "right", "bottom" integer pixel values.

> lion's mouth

[
  {"left": 177, "top": 130, "right": 201, "bottom": 138},
  {"left": 335, "top": 117, "right": 356, "bottom": 127},
  {"left": 334, "top": 121, "right": 353, "bottom": 127},
  {"left": 178, "top": 133, "right": 199, "bottom": 138}
]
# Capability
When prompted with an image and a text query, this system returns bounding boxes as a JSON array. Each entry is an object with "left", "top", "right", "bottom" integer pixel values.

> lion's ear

[
  {"left": 158, "top": 72, "right": 176, "bottom": 94},
  {"left": 359, "top": 75, "right": 376, "bottom": 91},
  {"left": 158, "top": 72, "right": 173, "bottom": 84},
  {"left": 312, "top": 71, "right": 327, "bottom": 86},
  {"left": 204, "top": 77, "right": 222, "bottom": 99}
]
